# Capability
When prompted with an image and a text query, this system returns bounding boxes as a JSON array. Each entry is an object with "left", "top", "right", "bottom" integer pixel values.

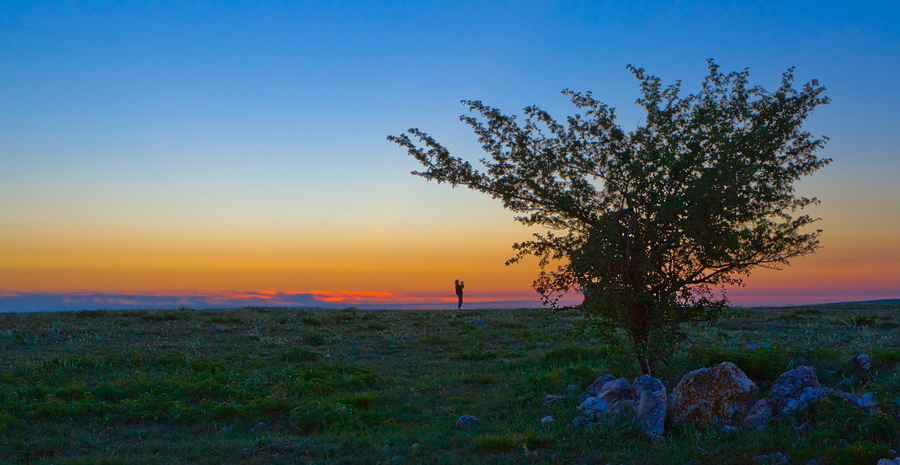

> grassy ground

[{"left": 1, "top": 303, "right": 899, "bottom": 464}]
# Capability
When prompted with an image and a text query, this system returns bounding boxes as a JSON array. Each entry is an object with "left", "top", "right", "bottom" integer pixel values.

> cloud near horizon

[{"left": 0, "top": 290, "right": 553, "bottom": 312}]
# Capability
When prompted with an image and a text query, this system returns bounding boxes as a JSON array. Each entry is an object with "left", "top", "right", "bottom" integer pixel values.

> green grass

[{"left": 0, "top": 304, "right": 898, "bottom": 464}]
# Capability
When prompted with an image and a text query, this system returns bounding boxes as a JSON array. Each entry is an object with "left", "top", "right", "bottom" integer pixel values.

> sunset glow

[{"left": 1, "top": 2, "right": 897, "bottom": 311}]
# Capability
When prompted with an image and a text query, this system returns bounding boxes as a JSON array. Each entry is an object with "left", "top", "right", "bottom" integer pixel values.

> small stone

[
  {"left": 540, "top": 415, "right": 555, "bottom": 423},
  {"left": 412, "top": 443, "right": 418, "bottom": 448},
  {"left": 467, "top": 319, "right": 485, "bottom": 324},
  {"left": 567, "top": 384, "right": 577, "bottom": 391},
  {"left": 851, "top": 354, "right": 871, "bottom": 372},
  {"left": 858, "top": 393, "right": 880, "bottom": 414},
  {"left": 456, "top": 414, "right": 480, "bottom": 428},
  {"left": 251, "top": 422, "right": 266, "bottom": 432},
  {"left": 391, "top": 456, "right": 406, "bottom": 462}
]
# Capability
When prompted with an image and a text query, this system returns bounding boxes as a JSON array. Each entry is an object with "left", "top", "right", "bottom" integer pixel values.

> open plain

[{"left": 1, "top": 303, "right": 899, "bottom": 464}]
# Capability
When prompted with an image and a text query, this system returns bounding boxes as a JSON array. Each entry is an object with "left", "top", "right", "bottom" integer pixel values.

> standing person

[{"left": 454, "top": 279, "right": 465, "bottom": 310}]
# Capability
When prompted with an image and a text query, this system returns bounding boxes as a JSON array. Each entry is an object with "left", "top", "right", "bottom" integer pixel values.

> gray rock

[
  {"left": 635, "top": 389, "right": 667, "bottom": 438},
  {"left": 540, "top": 415, "right": 555, "bottom": 423},
  {"left": 541, "top": 395, "right": 566, "bottom": 406},
  {"left": 743, "top": 399, "right": 772, "bottom": 429},
  {"left": 608, "top": 399, "right": 635, "bottom": 417},
  {"left": 876, "top": 459, "right": 900, "bottom": 465},
  {"left": 567, "top": 384, "right": 578, "bottom": 391},
  {"left": 585, "top": 374, "right": 617, "bottom": 396},
  {"left": 596, "top": 377, "right": 633, "bottom": 403},
  {"left": 632, "top": 375, "right": 665, "bottom": 398},
  {"left": 251, "top": 422, "right": 266, "bottom": 432},
  {"left": 456, "top": 415, "right": 480, "bottom": 428},
  {"left": 769, "top": 366, "right": 820, "bottom": 413},
  {"left": 858, "top": 392, "right": 880, "bottom": 414},
  {"left": 578, "top": 397, "right": 610, "bottom": 417},
  {"left": 852, "top": 354, "right": 871, "bottom": 372},
  {"left": 782, "top": 386, "right": 829, "bottom": 414}
]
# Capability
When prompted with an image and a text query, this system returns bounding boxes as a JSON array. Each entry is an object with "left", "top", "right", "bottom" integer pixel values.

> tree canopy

[{"left": 388, "top": 60, "right": 830, "bottom": 374}]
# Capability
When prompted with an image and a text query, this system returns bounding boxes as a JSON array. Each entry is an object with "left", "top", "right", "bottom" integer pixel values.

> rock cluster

[
  {"left": 573, "top": 355, "right": 883, "bottom": 436},
  {"left": 577, "top": 374, "right": 667, "bottom": 437}
]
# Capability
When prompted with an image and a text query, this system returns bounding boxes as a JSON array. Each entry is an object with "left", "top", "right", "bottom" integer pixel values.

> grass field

[{"left": 1, "top": 303, "right": 899, "bottom": 464}]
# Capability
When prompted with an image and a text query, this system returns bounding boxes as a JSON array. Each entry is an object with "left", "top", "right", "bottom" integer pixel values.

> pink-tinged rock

[
  {"left": 585, "top": 374, "right": 617, "bottom": 396},
  {"left": 743, "top": 399, "right": 772, "bottom": 429},
  {"left": 671, "top": 362, "right": 759, "bottom": 427},
  {"left": 596, "top": 377, "right": 633, "bottom": 403},
  {"left": 769, "top": 366, "right": 820, "bottom": 414}
]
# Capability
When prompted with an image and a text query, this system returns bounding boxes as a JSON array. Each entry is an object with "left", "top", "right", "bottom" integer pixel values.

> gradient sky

[{"left": 1, "top": 1, "right": 898, "bottom": 310}]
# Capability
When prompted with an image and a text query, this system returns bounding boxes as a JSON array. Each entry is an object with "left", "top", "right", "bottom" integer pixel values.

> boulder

[
  {"left": 596, "top": 377, "right": 633, "bottom": 403},
  {"left": 781, "top": 386, "right": 829, "bottom": 414},
  {"left": 456, "top": 415, "right": 480, "bottom": 428},
  {"left": 584, "top": 374, "right": 617, "bottom": 397},
  {"left": 578, "top": 397, "right": 610, "bottom": 417},
  {"left": 632, "top": 375, "right": 665, "bottom": 397},
  {"left": 635, "top": 389, "right": 667, "bottom": 438},
  {"left": 743, "top": 399, "right": 772, "bottom": 429},
  {"left": 768, "top": 366, "right": 820, "bottom": 414},
  {"left": 671, "top": 362, "right": 759, "bottom": 427}
]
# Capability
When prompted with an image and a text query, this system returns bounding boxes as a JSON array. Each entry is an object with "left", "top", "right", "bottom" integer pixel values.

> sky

[{"left": 1, "top": 0, "right": 898, "bottom": 311}]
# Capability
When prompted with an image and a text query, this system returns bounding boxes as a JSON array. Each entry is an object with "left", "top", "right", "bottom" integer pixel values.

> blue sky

[{"left": 1, "top": 1, "right": 898, "bottom": 310}]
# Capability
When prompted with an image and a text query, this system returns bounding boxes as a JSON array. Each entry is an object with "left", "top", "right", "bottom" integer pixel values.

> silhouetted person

[{"left": 454, "top": 279, "right": 465, "bottom": 310}]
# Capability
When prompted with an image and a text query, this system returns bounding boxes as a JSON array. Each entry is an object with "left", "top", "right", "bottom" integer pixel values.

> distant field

[{"left": 1, "top": 303, "right": 899, "bottom": 464}]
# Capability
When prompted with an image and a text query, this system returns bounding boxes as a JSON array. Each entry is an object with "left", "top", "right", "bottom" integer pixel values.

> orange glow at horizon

[{"left": 1, "top": 216, "right": 897, "bottom": 304}]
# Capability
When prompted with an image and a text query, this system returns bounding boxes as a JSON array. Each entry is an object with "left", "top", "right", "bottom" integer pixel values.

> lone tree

[{"left": 389, "top": 60, "right": 830, "bottom": 374}]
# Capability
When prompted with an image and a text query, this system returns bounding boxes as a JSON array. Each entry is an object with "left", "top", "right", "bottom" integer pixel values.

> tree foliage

[{"left": 388, "top": 60, "right": 830, "bottom": 373}]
